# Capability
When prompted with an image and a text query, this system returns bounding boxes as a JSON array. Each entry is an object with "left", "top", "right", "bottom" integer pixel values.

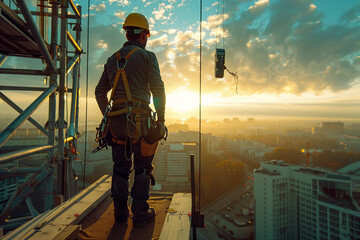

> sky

[{"left": 1, "top": 0, "right": 360, "bottom": 124}]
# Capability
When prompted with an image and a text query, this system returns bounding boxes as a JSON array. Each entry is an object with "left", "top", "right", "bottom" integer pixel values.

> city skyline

[{"left": 1, "top": 0, "right": 360, "bottom": 122}]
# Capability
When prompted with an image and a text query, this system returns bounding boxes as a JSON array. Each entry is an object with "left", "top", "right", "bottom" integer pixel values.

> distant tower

[{"left": 305, "top": 142, "right": 310, "bottom": 167}]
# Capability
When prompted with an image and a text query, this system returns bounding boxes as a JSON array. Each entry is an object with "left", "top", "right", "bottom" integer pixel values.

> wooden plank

[
  {"left": 159, "top": 193, "right": 192, "bottom": 240},
  {"left": 3, "top": 175, "right": 111, "bottom": 240},
  {"left": 53, "top": 225, "right": 80, "bottom": 240},
  {"left": 28, "top": 176, "right": 111, "bottom": 240}
]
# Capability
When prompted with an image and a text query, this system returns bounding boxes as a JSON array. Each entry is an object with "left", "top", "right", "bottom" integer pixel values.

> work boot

[{"left": 131, "top": 202, "right": 155, "bottom": 228}]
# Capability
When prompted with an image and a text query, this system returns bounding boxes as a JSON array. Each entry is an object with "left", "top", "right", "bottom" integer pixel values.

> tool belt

[{"left": 95, "top": 47, "right": 166, "bottom": 150}]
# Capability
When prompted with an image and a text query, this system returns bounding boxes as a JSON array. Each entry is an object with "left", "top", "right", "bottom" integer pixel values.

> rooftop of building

[
  {"left": 254, "top": 168, "right": 281, "bottom": 176},
  {"left": 338, "top": 161, "right": 360, "bottom": 176},
  {"left": 294, "top": 168, "right": 328, "bottom": 177}
]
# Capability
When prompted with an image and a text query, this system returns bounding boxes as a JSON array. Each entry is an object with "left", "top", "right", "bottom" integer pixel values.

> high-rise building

[
  {"left": 254, "top": 160, "right": 360, "bottom": 240},
  {"left": 153, "top": 142, "right": 197, "bottom": 192}
]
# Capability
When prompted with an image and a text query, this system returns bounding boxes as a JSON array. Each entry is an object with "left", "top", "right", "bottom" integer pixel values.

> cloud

[
  {"left": 80, "top": 0, "right": 360, "bottom": 102},
  {"left": 340, "top": 3, "right": 360, "bottom": 23},
  {"left": 114, "top": 10, "right": 126, "bottom": 19},
  {"left": 248, "top": 0, "right": 269, "bottom": 14},
  {"left": 109, "top": 0, "right": 129, "bottom": 5},
  {"left": 148, "top": 34, "right": 169, "bottom": 48},
  {"left": 174, "top": 30, "right": 197, "bottom": 54},
  {"left": 152, "top": 2, "right": 174, "bottom": 21},
  {"left": 211, "top": 0, "right": 360, "bottom": 96},
  {"left": 94, "top": 4, "right": 106, "bottom": 12}
]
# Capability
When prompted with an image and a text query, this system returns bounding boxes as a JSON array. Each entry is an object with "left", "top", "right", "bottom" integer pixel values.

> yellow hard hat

[{"left": 123, "top": 13, "right": 150, "bottom": 37}]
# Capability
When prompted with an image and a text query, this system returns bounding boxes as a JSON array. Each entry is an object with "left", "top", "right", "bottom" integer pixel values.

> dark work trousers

[{"left": 109, "top": 112, "right": 156, "bottom": 212}]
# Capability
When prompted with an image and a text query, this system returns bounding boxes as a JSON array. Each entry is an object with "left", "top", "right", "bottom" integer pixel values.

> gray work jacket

[{"left": 95, "top": 41, "right": 165, "bottom": 118}]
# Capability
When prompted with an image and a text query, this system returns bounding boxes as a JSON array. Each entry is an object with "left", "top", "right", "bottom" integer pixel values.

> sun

[{"left": 166, "top": 89, "right": 199, "bottom": 115}]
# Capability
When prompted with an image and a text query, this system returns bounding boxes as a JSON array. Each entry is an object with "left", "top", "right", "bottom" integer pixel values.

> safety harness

[{"left": 103, "top": 47, "right": 156, "bottom": 185}]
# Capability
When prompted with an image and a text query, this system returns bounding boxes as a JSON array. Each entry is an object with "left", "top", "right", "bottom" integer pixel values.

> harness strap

[
  {"left": 108, "top": 107, "right": 148, "bottom": 117},
  {"left": 108, "top": 47, "right": 141, "bottom": 106},
  {"left": 113, "top": 97, "right": 147, "bottom": 106},
  {"left": 111, "top": 137, "right": 138, "bottom": 145},
  {"left": 121, "top": 70, "right": 132, "bottom": 101}
]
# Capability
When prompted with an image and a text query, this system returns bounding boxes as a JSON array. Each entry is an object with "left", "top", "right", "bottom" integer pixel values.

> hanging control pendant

[{"left": 215, "top": 48, "right": 225, "bottom": 78}]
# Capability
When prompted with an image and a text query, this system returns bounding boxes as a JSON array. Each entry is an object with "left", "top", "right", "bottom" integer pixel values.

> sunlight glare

[{"left": 167, "top": 89, "right": 199, "bottom": 114}]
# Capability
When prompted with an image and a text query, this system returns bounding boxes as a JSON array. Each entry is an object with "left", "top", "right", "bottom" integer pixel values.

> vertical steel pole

[
  {"left": 190, "top": 154, "right": 197, "bottom": 240},
  {"left": 73, "top": 5, "right": 82, "bottom": 196},
  {"left": 57, "top": 0, "right": 68, "bottom": 199},
  {"left": 45, "top": 0, "right": 59, "bottom": 211},
  {"left": 74, "top": 6, "right": 81, "bottom": 137}
]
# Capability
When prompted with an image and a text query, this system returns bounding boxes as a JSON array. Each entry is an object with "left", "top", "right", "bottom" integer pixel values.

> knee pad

[{"left": 134, "top": 167, "right": 155, "bottom": 186}]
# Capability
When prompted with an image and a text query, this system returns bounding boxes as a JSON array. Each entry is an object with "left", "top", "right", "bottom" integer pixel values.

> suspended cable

[
  {"left": 222, "top": 0, "right": 224, "bottom": 49},
  {"left": 198, "top": 0, "right": 202, "bottom": 213},
  {"left": 215, "top": 0, "right": 219, "bottom": 49},
  {"left": 225, "top": 66, "right": 238, "bottom": 94},
  {"left": 82, "top": 0, "right": 90, "bottom": 189}
]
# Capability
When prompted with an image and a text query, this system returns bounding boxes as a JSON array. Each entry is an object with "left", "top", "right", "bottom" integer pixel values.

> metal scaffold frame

[{"left": 0, "top": 0, "right": 83, "bottom": 230}]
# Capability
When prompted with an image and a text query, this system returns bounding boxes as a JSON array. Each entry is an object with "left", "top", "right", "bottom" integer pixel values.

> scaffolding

[{"left": 0, "top": 0, "right": 83, "bottom": 231}]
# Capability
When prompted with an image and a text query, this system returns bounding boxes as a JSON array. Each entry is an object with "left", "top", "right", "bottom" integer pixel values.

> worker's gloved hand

[{"left": 157, "top": 120, "right": 166, "bottom": 138}]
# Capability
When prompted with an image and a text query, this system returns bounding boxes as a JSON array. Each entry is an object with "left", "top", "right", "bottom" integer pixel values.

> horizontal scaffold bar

[
  {"left": 0, "top": 145, "right": 53, "bottom": 164},
  {"left": 0, "top": 86, "right": 73, "bottom": 92},
  {"left": 0, "top": 68, "right": 49, "bottom": 75}
]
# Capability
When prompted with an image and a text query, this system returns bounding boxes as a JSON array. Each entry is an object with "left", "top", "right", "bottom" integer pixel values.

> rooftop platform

[
  {"left": 78, "top": 195, "right": 172, "bottom": 240},
  {"left": 2, "top": 175, "right": 192, "bottom": 240}
]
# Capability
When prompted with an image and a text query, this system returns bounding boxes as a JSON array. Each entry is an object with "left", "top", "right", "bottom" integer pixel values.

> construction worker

[{"left": 95, "top": 13, "right": 166, "bottom": 227}]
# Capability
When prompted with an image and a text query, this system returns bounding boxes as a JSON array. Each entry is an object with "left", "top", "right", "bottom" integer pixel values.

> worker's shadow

[
  {"left": 107, "top": 223, "right": 128, "bottom": 240},
  {"left": 107, "top": 220, "right": 155, "bottom": 240},
  {"left": 128, "top": 221, "right": 155, "bottom": 240}
]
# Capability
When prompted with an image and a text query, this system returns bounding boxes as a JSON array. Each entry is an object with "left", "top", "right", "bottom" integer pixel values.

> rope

[
  {"left": 224, "top": 65, "right": 238, "bottom": 94},
  {"left": 82, "top": 0, "right": 90, "bottom": 189}
]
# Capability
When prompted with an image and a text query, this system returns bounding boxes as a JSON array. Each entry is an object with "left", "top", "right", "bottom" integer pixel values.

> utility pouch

[
  {"left": 143, "top": 111, "right": 167, "bottom": 144},
  {"left": 140, "top": 138, "right": 158, "bottom": 156}
]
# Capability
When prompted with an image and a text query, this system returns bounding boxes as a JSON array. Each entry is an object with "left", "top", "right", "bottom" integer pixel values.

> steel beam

[
  {"left": 0, "top": 68, "right": 49, "bottom": 75},
  {"left": 68, "top": 0, "right": 81, "bottom": 18},
  {"left": 0, "top": 145, "right": 53, "bottom": 164},
  {"left": 57, "top": 0, "right": 68, "bottom": 198},
  {"left": 0, "top": 91, "right": 49, "bottom": 136},
  {"left": 0, "top": 55, "right": 7, "bottom": 66},
  {"left": 68, "top": 65, "right": 79, "bottom": 138},
  {"left": 0, "top": 165, "right": 53, "bottom": 223},
  {"left": 0, "top": 86, "right": 48, "bottom": 91},
  {"left": 0, "top": 85, "right": 72, "bottom": 92},
  {"left": 0, "top": 167, "right": 43, "bottom": 175},
  {"left": 46, "top": 0, "right": 59, "bottom": 210},
  {"left": 16, "top": 0, "right": 57, "bottom": 73},
  {"left": 0, "top": 84, "right": 57, "bottom": 148},
  {"left": 66, "top": 53, "right": 80, "bottom": 75},
  {"left": 74, "top": 6, "right": 82, "bottom": 135},
  {"left": 67, "top": 30, "right": 82, "bottom": 53}
]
